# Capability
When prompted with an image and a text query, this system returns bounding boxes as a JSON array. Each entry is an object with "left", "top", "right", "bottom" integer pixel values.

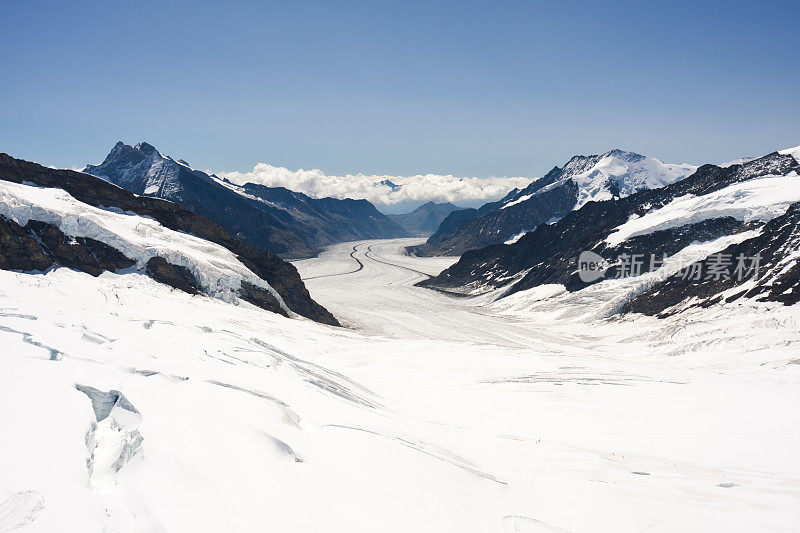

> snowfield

[
  {"left": 605, "top": 172, "right": 800, "bottom": 246},
  {"left": 1, "top": 238, "right": 800, "bottom": 531}
]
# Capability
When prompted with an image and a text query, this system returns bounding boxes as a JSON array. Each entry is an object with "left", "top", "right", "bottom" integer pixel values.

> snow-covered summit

[{"left": 507, "top": 148, "right": 697, "bottom": 210}]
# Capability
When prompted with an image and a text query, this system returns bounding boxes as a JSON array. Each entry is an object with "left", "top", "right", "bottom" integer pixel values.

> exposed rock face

[
  {"left": 0, "top": 153, "right": 338, "bottom": 326},
  {"left": 413, "top": 149, "right": 696, "bottom": 256},
  {"left": 420, "top": 152, "right": 800, "bottom": 314},
  {"left": 238, "top": 281, "right": 286, "bottom": 316},
  {"left": 144, "top": 257, "right": 202, "bottom": 296},
  {"left": 387, "top": 202, "right": 463, "bottom": 237},
  {"left": 0, "top": 216, "right": 54, "bottom": 272},
  {"left": 84, "top": 142, "right": 409, "bottom": 258},
  {"left": 0, "top": 216, "right": 136, "bottom": 276}
]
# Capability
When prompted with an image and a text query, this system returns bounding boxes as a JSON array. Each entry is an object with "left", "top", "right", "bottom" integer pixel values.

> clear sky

[{"left": 1, "top": 0, "right": 798, "bottom": 178}]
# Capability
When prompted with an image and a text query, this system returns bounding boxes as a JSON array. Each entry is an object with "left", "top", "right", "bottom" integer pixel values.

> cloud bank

[{"left": 217, "top": 164, "right": 533, "bottom": 206}]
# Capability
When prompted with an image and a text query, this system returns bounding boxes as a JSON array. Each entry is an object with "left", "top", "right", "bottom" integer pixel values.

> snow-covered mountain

[
  {"left": 0, "top": 152, "right": 338, "bottom": 325},
  {"left": 84, "top": 142, "right": 410, "bottom": 258},
  {"left": 420, "top": 147, "right": 800, "bottom": 317},
  {"left": 413, "top": 149, "right": 697, "bottom": 256},
  {"left": 516, "top": 149, "right": 696, "bottom": 210}
]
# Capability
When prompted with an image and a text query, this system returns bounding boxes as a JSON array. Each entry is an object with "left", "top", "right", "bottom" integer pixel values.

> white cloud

[{"left": 217, "top": 164, "right": 533, "bottom": 206}]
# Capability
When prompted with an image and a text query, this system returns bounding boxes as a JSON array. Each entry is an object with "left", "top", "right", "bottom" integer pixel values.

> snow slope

[
  {"left": 606, "top": 172, "right": 800, "bottom": 246},
  {"left": 0, "top": 180, "right": 287, "bottom": 310},
  {"left": 779, "top": 144, "right": 800, "bottom": 161}
]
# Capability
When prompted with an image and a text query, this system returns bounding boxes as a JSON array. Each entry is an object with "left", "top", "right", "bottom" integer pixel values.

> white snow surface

[
  {"left": 0, "top": 180, "right": 287, "bottom": 311},
  {"left": 778, "top": 144, "right": 800, "bottom": 161},
  {"left": 605, "top": 172, "right": 800, "bottom": 246},
  {"left": 570, "top": 152, "right": 695, "bottom": 208},
  {"left": 504, "top": 229, "right": 531, "bottom": 244},
  {"left": 500, "top": 193, "right": 533, "bottom": 209},
  {"left": 2, "top": 238, "right": 799, "bottom": 531}
]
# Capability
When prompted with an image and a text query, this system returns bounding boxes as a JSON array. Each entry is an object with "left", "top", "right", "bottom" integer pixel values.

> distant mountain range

[
  {"left": 0, "top": 152, "right": 338, "bottom": 325},
  {"left": 412, "top": 149, "right": 696, "bottom": 256},
  {"left": 420, "top": 147, "right": 800, "bottom": 316},
  {"left": 3, "top": 141, "right": 800, "bottom": 324},
  {"left": 84, "top": 142, "right": 409, "bottom": 258},
  {"left": 387, "top": 201, "right": 463, "bottom": 237}
]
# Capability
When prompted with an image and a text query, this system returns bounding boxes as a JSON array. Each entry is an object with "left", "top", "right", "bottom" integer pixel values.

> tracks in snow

[
  {"left": 363, "top": 245, "right": 432, "bottom": 279},
  {"left": 301, "top": 242, "right": 433, "bottom": 282},
  {"left": 301, "top": 244, "right": 365, "bottom": 281},
  {"left": 0, "top": 491, "right": 46, "bottom": 531}
]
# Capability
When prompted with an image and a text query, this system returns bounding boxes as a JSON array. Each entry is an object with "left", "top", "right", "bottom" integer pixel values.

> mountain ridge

[
  {"left": 0, "top": 152, "right": 339, "bottom": 325},
  {"left": 412, "top": 149, "right": 697, "bottom": 257},
  {"left": 387, "top": 201, "right": 463, "bottom": 237},
  {"left": 84, "top": 142, "right": 410, "bottom": 258},
  {"left": 419, "top": 149, "right": 800, "bottom": 317}
]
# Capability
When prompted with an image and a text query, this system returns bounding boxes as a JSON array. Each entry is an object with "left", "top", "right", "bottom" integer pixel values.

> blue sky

[{"left": 1, "top": 0, "right": 798, "bottom": 179}]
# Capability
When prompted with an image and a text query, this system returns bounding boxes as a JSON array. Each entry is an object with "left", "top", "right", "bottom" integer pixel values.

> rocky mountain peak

[
  {"left": 133, "top": 142, "right": 159, "bottom": 156},
  {"left": 84, "top": 141, "right": 182, "bottom": 198},
  {"left": 604, "top": 148, "right": 645, "bottom": 162},
  {"left": 97, "top": 141, "right": 167, "bottom": 169}
]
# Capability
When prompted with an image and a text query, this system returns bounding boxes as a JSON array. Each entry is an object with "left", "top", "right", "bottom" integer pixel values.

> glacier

[{"left": 1, "top": 238, "right": 798, "bottom": 531}]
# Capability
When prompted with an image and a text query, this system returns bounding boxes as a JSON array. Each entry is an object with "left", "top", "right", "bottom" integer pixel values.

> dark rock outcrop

[
  {"left": 0, "top": 215, "right": 136, "bottom": 276},
  {"left": 238, "top": 281, "right": 286, "bottom": 317},
  {"left": 622, "top": 201, "right": 800, "bottom": 315},
  {"left": 144, "top": 257, "right": 202, "bottom": 296}
]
